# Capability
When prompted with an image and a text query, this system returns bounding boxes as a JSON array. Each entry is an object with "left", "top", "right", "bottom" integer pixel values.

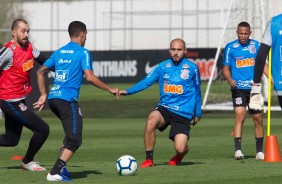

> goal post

[{"left": 202, "top": 0, "right": 281, "bottom": 111}]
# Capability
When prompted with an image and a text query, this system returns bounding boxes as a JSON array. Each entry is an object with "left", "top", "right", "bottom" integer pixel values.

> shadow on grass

[
  {"left": 71, "top": 170, "right": 102, "bottom": 179},
  {"left": 155, "top": 161, "right": 205, "bottom": 166}
]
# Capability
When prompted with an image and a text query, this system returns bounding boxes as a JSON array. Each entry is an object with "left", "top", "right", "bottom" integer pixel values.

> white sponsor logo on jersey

[
  {"left": 182, "top": 63, "right": 189, "bottom": 68},
  {"left": 163, "top": 73, "right": 170, "bottom": 79},
  {"left": 233, "top": 43, "right": 240, "bottom": 48},
  {"left": 60, "top": 50, "right": 74, "bottom": 54},
  {"left": 58, "top": 59, "right": 72, "bottom": 63},
  {"left": 55, "top": 70, "right": 69, "bottom": 82},
  {"left": 166, "top": 63, "right": 172, "bottom": 67}
]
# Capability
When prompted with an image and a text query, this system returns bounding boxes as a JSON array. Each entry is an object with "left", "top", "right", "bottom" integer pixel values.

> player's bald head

[{"left": 170, "top": 38, "right": 186, "bottom": 49}]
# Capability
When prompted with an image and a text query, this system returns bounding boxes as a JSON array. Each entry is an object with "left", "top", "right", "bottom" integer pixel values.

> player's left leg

[
  {"left": 169, "top": 134, "right": 189, "bottom": 166},
  {"left": 168, "top": 114, "right": 190, "bottom": 166}
]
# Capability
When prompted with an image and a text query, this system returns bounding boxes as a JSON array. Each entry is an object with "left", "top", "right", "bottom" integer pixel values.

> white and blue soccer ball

[{"left": 116, "top": 155, "right": 138, "bottom": 176}]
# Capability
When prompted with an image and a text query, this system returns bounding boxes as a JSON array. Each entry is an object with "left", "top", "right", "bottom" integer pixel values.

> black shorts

[
  {"left": 231, "top": 89, "right": 262, "bottom": 114},
  {"left": 154, "top": 106, "right": 191, "bottom": 141},
  {"left": 48, "top": 99, "right": 83, "bottom": 152}
]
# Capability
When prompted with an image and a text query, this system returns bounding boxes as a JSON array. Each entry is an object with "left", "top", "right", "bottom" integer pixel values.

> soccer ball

[{"left": 116, "top": 155, "right": 138, "bottom": 176}]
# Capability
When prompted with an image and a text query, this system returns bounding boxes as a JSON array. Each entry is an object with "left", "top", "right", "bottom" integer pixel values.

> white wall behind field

[{"left": 18, "top": 0, "right": 282, "bottom": 51}]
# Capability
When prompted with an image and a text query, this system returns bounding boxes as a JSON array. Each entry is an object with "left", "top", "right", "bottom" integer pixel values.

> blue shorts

[{"left": 154, "top": 106, "right": 191, "bottom": 141}]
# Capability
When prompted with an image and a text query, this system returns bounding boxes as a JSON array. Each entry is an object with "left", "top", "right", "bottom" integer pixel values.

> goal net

[{"left": 202, "top": 0, "right": 282, "bottom": 111}]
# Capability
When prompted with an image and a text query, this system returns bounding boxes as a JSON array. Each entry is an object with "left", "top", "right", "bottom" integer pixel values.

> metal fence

[{"left": 0, "top": 0, "right": 281, "bottom": 51}]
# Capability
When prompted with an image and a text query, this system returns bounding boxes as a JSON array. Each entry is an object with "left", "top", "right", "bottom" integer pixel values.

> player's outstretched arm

[{"left": 84, "top": 70, "right": 119, "bottom": 99}]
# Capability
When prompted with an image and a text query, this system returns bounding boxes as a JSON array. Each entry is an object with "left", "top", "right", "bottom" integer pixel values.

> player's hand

[
  {"left": 192, "top": 117, "right": 201, "bottom": 126},
  {"left": 33, "top": 95, "right": 47, "bottom": 111},
  {"left": 229, "top": 79, "right": 237, "bottom": 89},
  {"left": 109, "top": 87, "right": 119, "bottom": 99},
  {"left": 249, "top": 84, "right": 264, "bottom": 110},
  {"left": 119, "top": 90, "right": 128, "bottom": 96}
]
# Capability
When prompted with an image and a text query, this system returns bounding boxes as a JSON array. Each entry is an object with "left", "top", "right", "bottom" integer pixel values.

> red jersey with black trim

[{"left": 0, "top": 41, "right": 40, "bottom": 100}]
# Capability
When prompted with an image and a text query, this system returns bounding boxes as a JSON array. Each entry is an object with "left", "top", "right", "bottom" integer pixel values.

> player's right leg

[
  {"left": 141, "top": 106, "right": 167, "bottom": 168},
  {"left": 232, "top": 90, "right": 248, "bottom": 160},
  {"left": 233, "top": 107, "right": 246, "bottom": 160}
]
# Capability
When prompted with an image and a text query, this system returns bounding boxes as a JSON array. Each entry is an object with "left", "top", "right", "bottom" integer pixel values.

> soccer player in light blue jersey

[
  {"left": 119, "top": 38, "right": 202, "bottom": 167},
  {"left": 33, "top": 21, "right": 119, "bottom": 181},
  {"left": 222, "top": 22, "right": 264, "bottom": 160},
  {"left": 250, "top": 14, "right": 282, "bottom": 110}
]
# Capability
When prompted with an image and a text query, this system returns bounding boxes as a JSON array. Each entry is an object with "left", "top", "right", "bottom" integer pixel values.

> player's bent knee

[
  {"left": 175, "top": 146, "right": 188, "bottom": 155},
  {"left": 0, "top": 134, "right": 20, "bottom": 146},
  {"left": 64, "top": 137, "right": 82, "bottom": 153}
]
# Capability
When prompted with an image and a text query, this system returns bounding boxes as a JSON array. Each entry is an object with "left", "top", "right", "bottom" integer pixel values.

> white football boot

[
  {"left": 47, "top": 173, "right": 72, "bottom": 182},
  {"left": 21, "top": 161, "right": 46, "bottom": 171},
  {"left": 255, "top": 152, "right": 265, "bottom": 160},
  {"left": 234, "top": 150, "right": 244, "bottom": 160}
]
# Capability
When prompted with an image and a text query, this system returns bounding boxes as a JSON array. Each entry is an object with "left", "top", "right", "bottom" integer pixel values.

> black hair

[
  {"left": 237, "top": 21, "right": 251, "bottom": 29},
  {"left": 11, "top": 19, "right": 28, "bottom": 30},
  {"left": 68, "top": 21, "right": 87, "bottom": 38}
]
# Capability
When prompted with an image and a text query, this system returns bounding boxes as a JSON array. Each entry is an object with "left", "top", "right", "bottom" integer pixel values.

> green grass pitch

[{"left": 0, "top": 83, "right": 282, "bottom": 184}]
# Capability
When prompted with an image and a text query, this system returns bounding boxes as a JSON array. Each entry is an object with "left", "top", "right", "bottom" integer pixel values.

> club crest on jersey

[
  {"left": 248, "top": 45, "right": 256, "bottom": 54},
  {"left": 182, "top": 63, "right": 189, "bottom": 68},
  {"left": 235, "top": 97, "right": 243, "bottom": 105},
  {"left": 19, "top": 103, "right": 27, "bottom": 111},
  {"left": 10, "top": 44, "right": 16, "bottom": 50},
  {"left": 166, "top": 63, "right": 172, "bottom": 67},
  {"left": 233, "top": 43, "right": 240, "bottom": 48},
  {"left": 180, "top": 69, "right": 189, "bottom": 80}
]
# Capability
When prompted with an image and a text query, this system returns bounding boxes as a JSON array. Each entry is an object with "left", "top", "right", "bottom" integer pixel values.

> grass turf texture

[{"left": 0, "top": 83, "right": 281, "bottom": 183}]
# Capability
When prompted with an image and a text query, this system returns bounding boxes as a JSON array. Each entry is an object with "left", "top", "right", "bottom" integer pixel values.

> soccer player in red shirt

[{"left": 0, "top": 19, "right": 49, "bottom": 171}]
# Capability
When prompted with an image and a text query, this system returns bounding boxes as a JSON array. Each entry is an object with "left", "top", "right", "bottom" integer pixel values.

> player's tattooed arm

[
  {"left": 38, "top": 65, "right": 51, "bottom": 76},
  {"left": 34, "top": 65, "right": 51, "bottom": 111}
]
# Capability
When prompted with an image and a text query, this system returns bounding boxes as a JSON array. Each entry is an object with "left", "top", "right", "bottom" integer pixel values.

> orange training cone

[{"left": 264, "top": 135, "right": 282, "bottom": 162}]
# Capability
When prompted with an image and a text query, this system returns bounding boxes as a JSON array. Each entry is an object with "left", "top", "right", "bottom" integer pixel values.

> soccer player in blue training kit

[
  {"left": 119, "top": 38, "right": 202, "bottom": 167},
  {"left": 33, "top": 21, "right": 119, "bottom": 181},
  {"left": 222, "top": 22, "right": 264, "bottom": 160},
  {"left": 250, "top": 14, "right": 282, "bottom": 110}
]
